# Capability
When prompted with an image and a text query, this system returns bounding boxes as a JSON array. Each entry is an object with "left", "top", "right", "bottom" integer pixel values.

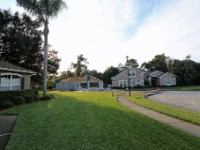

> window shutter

[{"left": 21, "top": 78, "right": 25, "bottom": 89}]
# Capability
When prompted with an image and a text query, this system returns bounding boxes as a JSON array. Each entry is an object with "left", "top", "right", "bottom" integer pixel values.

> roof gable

[
  {"left": 0, "top": 60, "right": 35, "bottom": 74},
  {"left": 149, "top": 70, "right": 164, "bottom": 77},
  {"left": 112, "top": 68, "right": 147, "bottom": 79},
  {"left": 160, "top": 72, "right": 177, "bottom": 78},
  {"left": 112, "top": 74, "right": 128, "bottom": 80}
]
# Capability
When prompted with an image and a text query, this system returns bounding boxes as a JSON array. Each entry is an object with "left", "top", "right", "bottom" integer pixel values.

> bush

[
  {"left": 49, "top": 94, "right": 55, "bottom": 99},
  {"left": 0, "top": 100, "right": 15, "bottom": 109},
  {"left": 32, "top": 95, "right": 39, "bottom": 101},
  {"left": 42, "top": 95, "right": 53, "bottom": 100},
  {"left": 0, "top": 89, "right": 39, "bottom": 99},
  {"left": 24, "top": 95, "right": 34, "bottom": 103},
  {"left": 11, "top": 96, "right": 25, "bottom": 105}
]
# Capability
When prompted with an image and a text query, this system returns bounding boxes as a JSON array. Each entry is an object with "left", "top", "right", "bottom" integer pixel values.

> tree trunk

[{"left": 43, "top": 21, "right": 49, "bottom": 96}]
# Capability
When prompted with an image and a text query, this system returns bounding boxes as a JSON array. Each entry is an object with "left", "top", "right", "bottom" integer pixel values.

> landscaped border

[{"left": 127, "top": 92, "right": 200, "bottom": 126}]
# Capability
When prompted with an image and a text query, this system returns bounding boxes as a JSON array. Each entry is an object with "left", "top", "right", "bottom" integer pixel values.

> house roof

[
  {"left": 149, "top": 70, "right": 164, "bottom": 77},
  {"left": 111, "top": 70, "right": 128, "bottom": 80},
  {"left": 160, "top": 72, "right": 177, "bottom": 78},
  {"left": 111, "top": 74, "right": 128, "bottom": 80},
  {"left": 61, "top": 75, "right": 103, "bottom": 83},
  {"left": 111, "top": 68, "right": 177, "bottom": 79},
  {"left": 0, "top": 60, "right": 35, "bottom": 74},
  {"left": 111, "top": 68, "right": 147, "bottom": 79}
]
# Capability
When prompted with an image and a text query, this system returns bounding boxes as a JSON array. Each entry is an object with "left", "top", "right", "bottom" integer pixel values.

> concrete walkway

[
  {"left": 0, "top": 115, "right": 17, "bottom": 150},
  {"left": 118, "top": 94, "right": 200, "bottom": 138}
]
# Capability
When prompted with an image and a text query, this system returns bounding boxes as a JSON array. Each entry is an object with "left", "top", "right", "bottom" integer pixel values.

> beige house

[
  {"left": 111, "top": 67, "right": 177, "bottom": 88},
  {"left": 56, "top": 75, "right": 104, "bottom": 91},
  {"left": 0, "top": 60, "right": 35, "bottom": 91}
]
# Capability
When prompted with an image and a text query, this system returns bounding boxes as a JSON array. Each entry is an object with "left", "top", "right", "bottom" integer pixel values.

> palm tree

[{"left": 16, "top": 0, "right": 67, "bottom": 96}]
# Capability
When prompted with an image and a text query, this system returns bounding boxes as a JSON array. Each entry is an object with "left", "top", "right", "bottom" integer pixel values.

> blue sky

[{"left": 1, "top": 0, "right": 200, "bottom": 72}]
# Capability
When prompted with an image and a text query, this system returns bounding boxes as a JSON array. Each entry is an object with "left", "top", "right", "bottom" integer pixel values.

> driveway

[{"left": 148, "top": 91, "right": 200, "bottom": 112}]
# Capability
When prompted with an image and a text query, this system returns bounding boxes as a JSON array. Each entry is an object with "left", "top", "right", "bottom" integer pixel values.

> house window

[
  {"left": 119, "top": 80, "right": 127, "bottom": 88},
  {"left": 90, "top": 82, "right": 99, "bottom": 88},
  {"left": 80, "top": 83, "right": 87, "bottom": 88},
  {"left": 12, "top": 75, "right": 21, "bottom": 90},
  {"left": 0, "top": 75, "right": 11, "bottom": 91},
  {"left": 136, "top": 80, "right": 142, "bottom": 86},
  {"left": 0, "top": 74, "right": 21, "bottom": 91},
  {"left": 128, "top": 70, "right": 136, "bottom": 77},
  {"left": 165, "top": 77, "right": 171, "bottom": 85}
]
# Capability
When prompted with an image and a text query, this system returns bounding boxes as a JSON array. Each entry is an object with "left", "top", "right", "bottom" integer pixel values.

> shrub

[
  {"left": 42, "top": 95, "right": 53, "bottom": 100},
  {"left": 32, "top": 95, "right": 39, "bottom": 101},
  {"left": 24, "top": 95, "right": 34, "bottom": 103},
  {"left": 11, "top": 96, "right": 25, "bottom": 105},
  {"left": 0, "top": 89, "right": 39, "bottom": 99},
  {"left": 0, "top": 100, "right": 15, "bottom": 109},
  {"left": 37, "top": 96, "right": 43, "bottom": 101},
  {"left": 49, "top": 94, "right": 55, "bottom": 99}
]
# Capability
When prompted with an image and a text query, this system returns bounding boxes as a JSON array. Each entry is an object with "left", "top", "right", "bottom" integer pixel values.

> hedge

[{"left": 0, "top": 89, "right": 38, "bottom": 100}]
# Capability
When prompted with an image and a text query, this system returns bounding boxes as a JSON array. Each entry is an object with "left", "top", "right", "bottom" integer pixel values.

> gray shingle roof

[
  {"left": 61, "top": 75, "right": 103, "bottom": 83},
  {"left": 0, "top": 60, "right": 35, "bottom": 74}
]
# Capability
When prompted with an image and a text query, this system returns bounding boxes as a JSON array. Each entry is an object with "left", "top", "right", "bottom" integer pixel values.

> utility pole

[
  {"left": 86, "top": 70, "right": 90, "bottom": 89},
  {"left": 126, "top": 56, "right": 131, "bottom": 96}
]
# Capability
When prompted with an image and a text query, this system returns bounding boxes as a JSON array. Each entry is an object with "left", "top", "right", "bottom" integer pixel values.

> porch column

[
  {"left": 10, "top": 75, "right": 13, "bottom": 90},
  {"left": 87, "top": 81, "right": 90, "bottom": 89}
]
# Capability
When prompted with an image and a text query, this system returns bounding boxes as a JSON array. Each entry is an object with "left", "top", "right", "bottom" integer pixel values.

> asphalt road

[{"left": 148, "top": 91, "right": 200, "bottom": 112}]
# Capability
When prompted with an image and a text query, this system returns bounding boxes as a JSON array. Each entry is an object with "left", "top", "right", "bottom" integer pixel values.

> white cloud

[
  {"left": 124, "top": 0, "right": 200, "bottom": 64},
  {"left": 1, "top": 0, "right": 200, "bottom": 72},
  {"left": 49, "top": 0, "right": 139, "bottom": 72}
]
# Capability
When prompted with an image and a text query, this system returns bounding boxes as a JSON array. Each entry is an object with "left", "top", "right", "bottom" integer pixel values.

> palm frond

[{"left": 16, "top": 0, "right": 67, "bottom": 21}]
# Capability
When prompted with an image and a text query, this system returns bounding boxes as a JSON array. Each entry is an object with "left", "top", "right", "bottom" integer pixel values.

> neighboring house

[
  {"left": 147, "top": 70, "right": 177, "bottom": 87},
  {"left": 56, "top": 75, "right": 104, "bottom": 91},
  {"left": 0, "top": 60, "right": 35, "bottom": 91},
  {"left": 111, "top": 67, "right": 177, "bottom": 88}
]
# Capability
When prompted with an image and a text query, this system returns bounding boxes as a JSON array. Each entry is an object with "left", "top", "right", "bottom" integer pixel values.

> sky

[{"left": 1, "top": 0, "right": 200, "bottom": 73}]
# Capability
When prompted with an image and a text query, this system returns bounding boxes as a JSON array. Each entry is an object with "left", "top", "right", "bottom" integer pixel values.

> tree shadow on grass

[{"left": 2, "top": 93, "right": 200, "bottom": 150}]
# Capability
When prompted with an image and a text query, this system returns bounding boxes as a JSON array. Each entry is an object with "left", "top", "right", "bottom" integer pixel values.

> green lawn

[
  {"left": 1, "top": 91, "right": 200, "bottom": 150},
  {"left": 128, "top": 92, "right": 200, "bottom": 125}
]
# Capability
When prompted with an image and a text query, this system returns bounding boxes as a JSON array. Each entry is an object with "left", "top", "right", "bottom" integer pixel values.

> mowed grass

[
  {"left": 1, "top": 91, "right": 200, "bottom": 150},
  {"left": 128, "top": 92, "right": 200, "bottom": 125}
]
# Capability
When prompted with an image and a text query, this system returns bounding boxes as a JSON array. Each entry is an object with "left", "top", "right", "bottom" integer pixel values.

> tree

[
  {"left": 89, "top": 69, "right": 103, "bottom": 80},
  {"left": 142, "top": 53, "right": 169, "bottom": 72},
  {"left": 194, "top": 62, "right": 200, "bottom": 85},
  {"left": 59, "top": 70, "right": 74, "bottom": 80},
  {"left": 16, "top": 0, "right": 67, "bottom": 96},
  {"left": 0, "top": 10, "right": 43, "bottom": 72},
  {"left": 118, "top": 63, "right": 124, "bottom": 72},
  {"left": 71, "top": 54, "right": 89, "bottom": 77},
  {"left": 125, "top": 56, "right": 139, "bottom": 68},
  {"left": 102, "top": 66, "right": 119, "bottom": 86},
  {"left": 167, "top": 56, "right": 199, "bottom": 85},
  {"left": 48, "top": 49, "right": 61, "bottom": 75},
  {"left": 141, "top": 62, "right": 151, "bottom": 70},
  {"left": 180, "top": 58, "right": 199, "bottom": 85}
]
